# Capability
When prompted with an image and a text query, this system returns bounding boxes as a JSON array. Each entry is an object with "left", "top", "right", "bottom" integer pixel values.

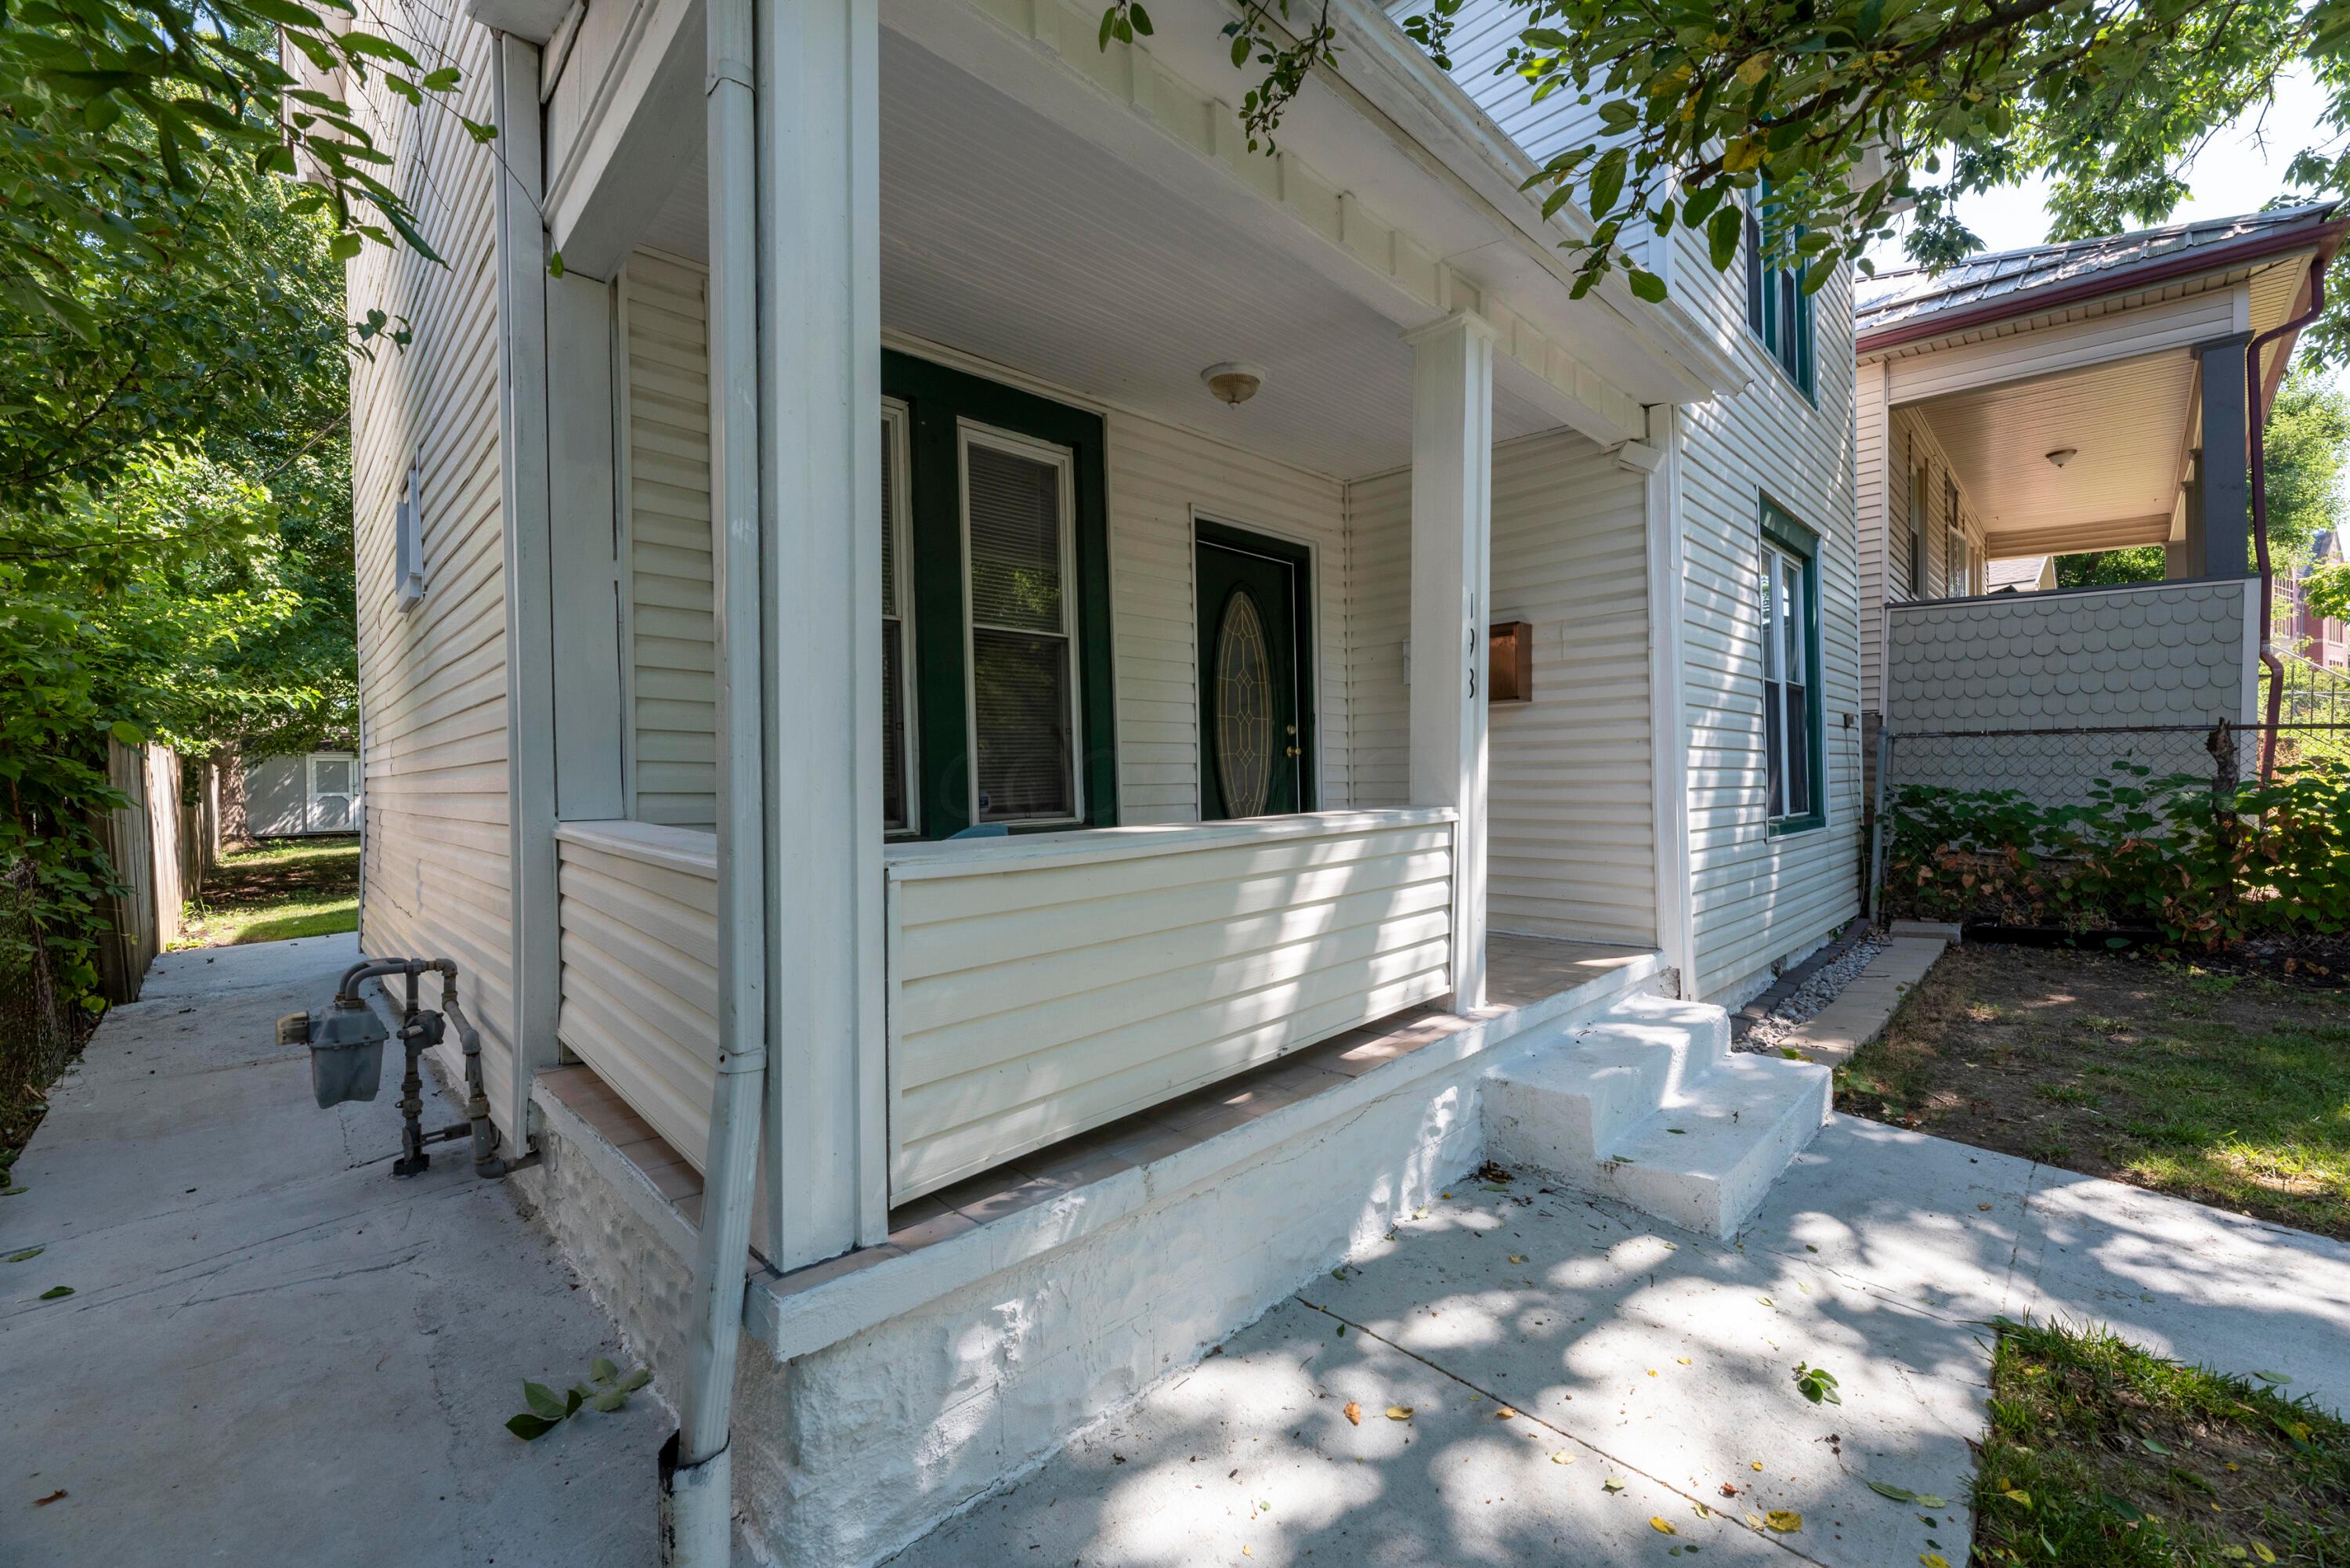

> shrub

[{"left": 1882, "top": 760, "right": 2350, "bottom": 948}]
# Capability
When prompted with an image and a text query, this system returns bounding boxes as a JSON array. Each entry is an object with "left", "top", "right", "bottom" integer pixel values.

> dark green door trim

[
  {"left": 884, "top": 350, "right": 1117, "bottom": 840},
  {"left": 1195, "top": 519, "right": 1315, "bottom": 817}
]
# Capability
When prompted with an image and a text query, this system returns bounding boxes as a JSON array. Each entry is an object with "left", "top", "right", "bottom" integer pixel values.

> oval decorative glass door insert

[{"left": 1213, "top": 588, "right": 1274, "bottom": 817}]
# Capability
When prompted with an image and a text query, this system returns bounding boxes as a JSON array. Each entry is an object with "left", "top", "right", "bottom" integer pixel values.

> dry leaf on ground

[{"left": 1343, "top": 1401, "right": 1360, "bottom": 1426}]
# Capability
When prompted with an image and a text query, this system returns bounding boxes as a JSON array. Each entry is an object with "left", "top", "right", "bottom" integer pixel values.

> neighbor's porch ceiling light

[
  {"left": 2045, "top": 446, "right": 2079, "bottom": 468},
  {"left": 1202, "top": 362, "right": 1266, "bottom": 406}
]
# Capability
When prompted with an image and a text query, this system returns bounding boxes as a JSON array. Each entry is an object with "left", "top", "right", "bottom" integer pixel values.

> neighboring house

[
  {"left": 312, "top": 0, "right": 1861, "bottom": 1558},
  {"left": 227, "top": 750, "right": 360, "bottom": 838},
  {"left": 1986, "top": 555, "right": 2055, "bottom": 594},
  {"left": 2283, "top": 528, "right": 2348, "bottom": 669},
  {"left": 1853, "top": 204, "right": 2345, "bottom": 787}
]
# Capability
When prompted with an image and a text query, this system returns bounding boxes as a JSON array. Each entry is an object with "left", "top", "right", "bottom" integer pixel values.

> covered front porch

[{"left": 507, "top": 0, "right": 1726, "bottom": 1277}]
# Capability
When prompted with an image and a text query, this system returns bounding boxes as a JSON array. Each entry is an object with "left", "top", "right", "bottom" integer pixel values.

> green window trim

[
  {"left": 1759, "top": 497, "right": 1827, "bottom": 838},
  {"left": 1743, "top": 193, "right": 1817, "bottom": 403},
  {"left": 885, "top": 349, "right": 1118, "bottom": 840}
]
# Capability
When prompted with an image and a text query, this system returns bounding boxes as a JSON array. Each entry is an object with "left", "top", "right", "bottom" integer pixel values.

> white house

[{"left": 319, "top": 0, "right": 1864, "bottom": 1559}]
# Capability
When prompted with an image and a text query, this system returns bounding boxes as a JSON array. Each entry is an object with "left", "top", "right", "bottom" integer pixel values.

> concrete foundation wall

[
  {"left": 518, "top": 1038, "right": 1520, "bottom": 1568},
  {"left": 733, "top": 1057, "right": 1487, "bottom": 1567}
]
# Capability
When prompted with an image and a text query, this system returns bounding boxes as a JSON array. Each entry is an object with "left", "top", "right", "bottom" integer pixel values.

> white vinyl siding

[
  {"left": 882, "top": 810, "right": 1455, "bottom": 1198},
  {"left": 554, "top": 822, "right": 720, "bottom": 1171},
  {"left": 1671, "top": 211, "right": 1866, "bottom": 1005},
  {"left": 620, "top": 251, "right": 718, "bottom": 829},
  {"left": 345, "top": 11, "right": 520, "bottom": 1141},
  {"left": 1345, "top": 432, "right": 1659, "bottom": 948}
]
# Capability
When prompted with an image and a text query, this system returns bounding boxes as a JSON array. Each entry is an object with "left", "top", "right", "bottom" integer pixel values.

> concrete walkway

[
  {"left": 893, "top": 1118, "right": 2350, "bottom": 1568},
  {"left": 1781, "top": 935, "right": 1949, "bottom": 1066},
  {"left": 1, "top": 935, "right": 666, "bottom": 1566}
]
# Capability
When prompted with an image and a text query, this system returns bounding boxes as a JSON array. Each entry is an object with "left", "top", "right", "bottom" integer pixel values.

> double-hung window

[
  {"left": 961, "top": 425, "right": 1079, "bottom": 824},
  {"left": 1759, "top": 500, "right": 1824, "bottom": 833},
  {"left": 1744, "top": 192, "right": 1817, "bottom": 399},
  {"left": 880, "top": 351, "right": 1116, "bottom": 839}
]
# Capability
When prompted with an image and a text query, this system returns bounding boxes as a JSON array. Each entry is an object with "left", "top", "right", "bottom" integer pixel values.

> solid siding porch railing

[
  {"left": 552, "top": 809, "right": 1459, "bottom": 1205},
  {"left": 884, "top": 807, "right": 1459, "bottom": 1201},
  {"left": 552, "top": 821, "right": 721, "bottom": 1171}
]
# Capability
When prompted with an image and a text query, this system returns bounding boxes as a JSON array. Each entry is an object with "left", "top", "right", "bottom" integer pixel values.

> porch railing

[
  {"left": 551, "top": 807, "right": 1459, "bottom": 1203},
  {"left": 552, "top": 821, "right": 721, "bottom": 1170},
  {"left": 882, "top": 807, "right": 1459, "bottom": 1201}
]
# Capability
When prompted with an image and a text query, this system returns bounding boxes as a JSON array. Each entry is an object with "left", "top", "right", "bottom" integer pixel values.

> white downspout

[{"left": 660, "top": 0, "right": 765, "bottom": 1556}]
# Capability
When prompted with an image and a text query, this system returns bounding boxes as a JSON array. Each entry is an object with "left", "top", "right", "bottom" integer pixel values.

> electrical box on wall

[{"left": 1488, "top": 620, "right": 1533, "bottom": 704}]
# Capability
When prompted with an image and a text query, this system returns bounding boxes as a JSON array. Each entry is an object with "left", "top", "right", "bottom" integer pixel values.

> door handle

[{"left": 1285, "top": 746, "right": 1302, "bottom": 758}]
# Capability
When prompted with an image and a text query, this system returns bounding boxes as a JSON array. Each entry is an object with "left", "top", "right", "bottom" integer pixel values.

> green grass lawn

[
  {"left": 1837, "top": 945, "right": 2350, "bottom": 1240},
  {"left": 1976, "top": 1318, "right": 2350, "bottom": 1566},
  {"left": 175, "top": 837, "right": 359, "bottom": 948}
]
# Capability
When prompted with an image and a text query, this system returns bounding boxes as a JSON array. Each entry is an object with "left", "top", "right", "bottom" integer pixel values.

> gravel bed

[{"left": 1733, "top": 932, "right": 1889, "bottom": 1053}]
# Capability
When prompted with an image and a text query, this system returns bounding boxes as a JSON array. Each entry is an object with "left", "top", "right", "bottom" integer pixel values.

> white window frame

[
  {"left": 1761, "top": 538, "right": 1813, "bottom": 822},
  {"left": 306, "top": 750, "right": 358, "bottom": 833},
  {"left": 956, "top": 418, "right": 1084, "bottom": 828},
  {"left": 880, "top": 399, "right": 920, "bottom": 836}
]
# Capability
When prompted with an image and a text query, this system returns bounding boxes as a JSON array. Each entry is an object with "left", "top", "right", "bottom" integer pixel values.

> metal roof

[{"left": 1854, "top": 201, "right": 2340, "bottom": 342}]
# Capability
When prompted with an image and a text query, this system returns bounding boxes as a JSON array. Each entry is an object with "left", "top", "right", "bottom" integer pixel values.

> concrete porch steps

[{"left": 1482, "top": 992, "right": 1832, "bottom": 1239}]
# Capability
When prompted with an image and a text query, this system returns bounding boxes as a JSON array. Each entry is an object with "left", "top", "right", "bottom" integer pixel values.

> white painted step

[
  {"left": 1481, "top": 993, "right": 1831, "bottom": 1241},
  {"left": 1578, "top": 1053, "right": 1831, "bottom": 1240},
  {"left": 1482, "top": 992, "right": 1729, "bottom": 1169}
]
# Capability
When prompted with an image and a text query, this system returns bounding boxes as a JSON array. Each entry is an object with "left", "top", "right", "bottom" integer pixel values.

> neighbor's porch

[{"left": 514, "top": 0, "right": 1694, "bottom": 1277}]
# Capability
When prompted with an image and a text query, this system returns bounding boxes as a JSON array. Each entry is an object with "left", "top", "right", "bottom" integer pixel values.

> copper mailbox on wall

[{"left": 1488, "top": 620, "right": 1533, "bottom": 705}]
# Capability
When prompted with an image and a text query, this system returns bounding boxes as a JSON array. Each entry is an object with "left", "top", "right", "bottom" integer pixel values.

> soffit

[
  {"left": 631, "top": 26, "right": 1558, "bottom": 479},
  {"left": 1911, "top": 348, "right": 2194, "bottom": 543}
]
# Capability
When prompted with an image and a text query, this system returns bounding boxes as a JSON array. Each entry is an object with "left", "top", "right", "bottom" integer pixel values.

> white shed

[{"left": 236, "top": 750, "right": 359, "bottom": 837}]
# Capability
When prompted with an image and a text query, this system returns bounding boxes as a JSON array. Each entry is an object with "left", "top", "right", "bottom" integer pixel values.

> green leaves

[
  {"left": 1130, "top": 0, "right": 2348, "bottom": 316},
  {"left": 506, "top": 1359, "right": 653, "bottom": 1441},
  {"left": 1793, "top": 1361, "right": 1842, "bottom": 1404}
]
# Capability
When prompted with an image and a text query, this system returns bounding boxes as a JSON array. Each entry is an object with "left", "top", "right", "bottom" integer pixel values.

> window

[
  {"left": 960, "top": 425, "right": 1080, "bottom": 824},
  {"left": 1759, "top": 500, "right": 1824, "bottom": 833},
  {"left": 1904, "top": 467, "right": 1929, "bottom": 600},
  {"left": 884, "top": 351, "right": 1117, "bottom": 839},
  {"left": 1942, "top": 474, "right": 1967, "bottom": 597},
  {"left": 880, "top": 401, "right": 917, "bottom": 834},
  {"left": 1743, "top": 193, "right": 1817, "bottom": 399}
]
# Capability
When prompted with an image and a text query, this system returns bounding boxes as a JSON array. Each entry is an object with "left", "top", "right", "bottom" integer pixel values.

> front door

[{"left": 1196, "top": 526, "right": 1312, "bottom": 819}]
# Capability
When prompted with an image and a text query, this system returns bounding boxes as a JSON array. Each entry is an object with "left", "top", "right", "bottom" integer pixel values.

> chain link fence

[{"left": 1867, "top": 721, "right": 2350, "bottom": 939}]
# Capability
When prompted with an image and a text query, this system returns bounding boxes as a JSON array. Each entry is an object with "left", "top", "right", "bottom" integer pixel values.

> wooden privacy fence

[{"left": 94, "top": 741, "right": 222, "bottom": 1003}]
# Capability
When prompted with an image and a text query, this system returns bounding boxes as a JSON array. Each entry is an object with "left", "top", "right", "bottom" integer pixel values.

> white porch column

[
  {"left": 1406, "top": 311, "right": 1498, "bottom": 1013},
  {"left": 757, "top": 0, "right": 885, "bottom": 1266}
]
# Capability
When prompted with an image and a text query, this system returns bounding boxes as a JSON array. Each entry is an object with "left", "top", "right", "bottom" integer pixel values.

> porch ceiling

[
  {"left": 1909, "top": 347, "right": 2194, "bottom": 557},
  {"left": 630, "top": 25, "right": 1561, "bottom": 481}
]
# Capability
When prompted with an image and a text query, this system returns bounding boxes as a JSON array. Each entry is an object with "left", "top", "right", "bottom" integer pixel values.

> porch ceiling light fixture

[
  {"left": 2044, "top": 446, "right": 2079, "bottom": 468},
  {"left": 1201, "top": 362, "right": 1267, "bottom": 406}
]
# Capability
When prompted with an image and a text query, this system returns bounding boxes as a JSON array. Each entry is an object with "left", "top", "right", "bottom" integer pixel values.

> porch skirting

[{"left": 514, "top": 953, "right": 1666, "bottom": 1568}]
